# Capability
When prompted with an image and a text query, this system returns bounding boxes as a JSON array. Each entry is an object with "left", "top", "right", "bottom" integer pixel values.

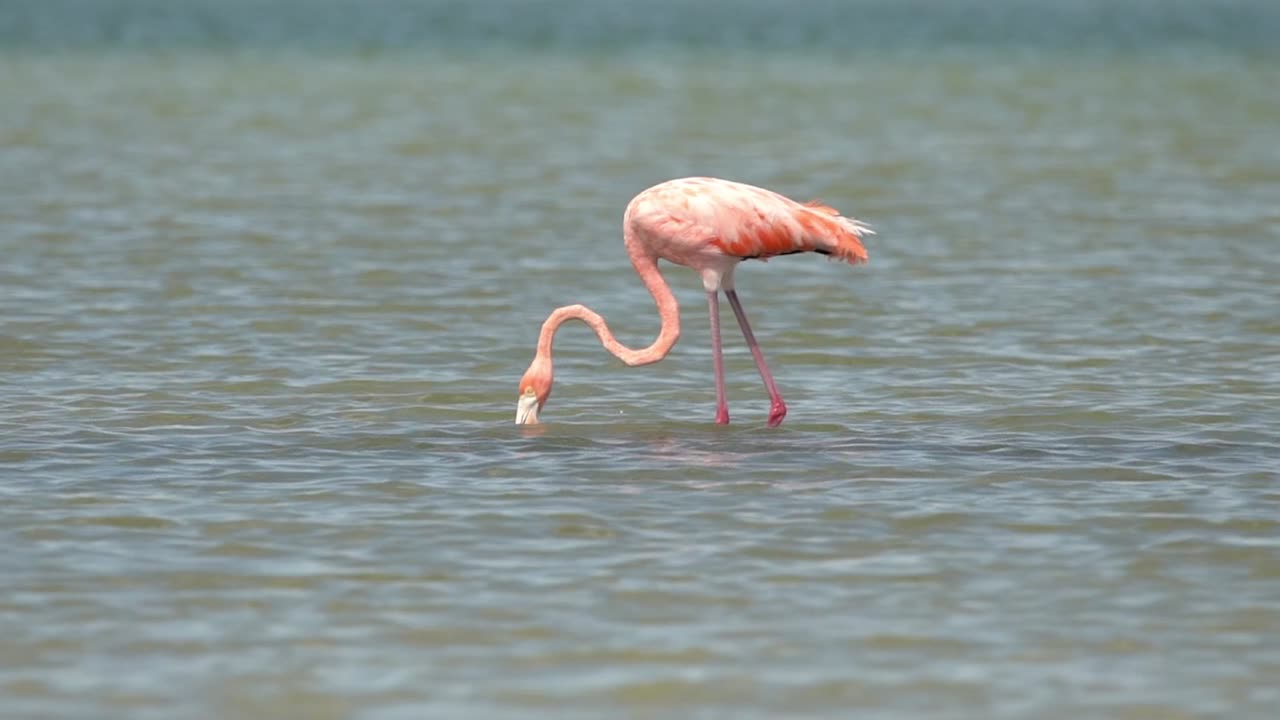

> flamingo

[{"left": 515, "top": 176, "right": 873, "bottom": 427}]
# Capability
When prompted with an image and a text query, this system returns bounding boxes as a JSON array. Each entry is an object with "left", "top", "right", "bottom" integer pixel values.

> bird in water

[{"left": 515, "top": 176, "right": 873, "bottom": 427}]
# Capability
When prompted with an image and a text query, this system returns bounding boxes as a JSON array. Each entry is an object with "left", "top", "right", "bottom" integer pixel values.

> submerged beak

[{"left": 515, "top": 392, "right": 540, "bottom": 425}]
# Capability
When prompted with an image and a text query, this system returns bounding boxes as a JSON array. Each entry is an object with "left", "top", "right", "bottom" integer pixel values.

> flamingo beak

[{"left": 515, "top": 391, "right": 540, "bottom": 425}]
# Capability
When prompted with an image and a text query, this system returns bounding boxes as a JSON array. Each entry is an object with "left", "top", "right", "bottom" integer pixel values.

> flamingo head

[{"left": 515, "top": 358, "right": 553, "bottom": 425}]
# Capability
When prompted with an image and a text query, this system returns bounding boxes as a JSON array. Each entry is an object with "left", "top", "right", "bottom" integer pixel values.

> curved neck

[{"left": 536, "top": 227, "right": 680, "bottom": 368}]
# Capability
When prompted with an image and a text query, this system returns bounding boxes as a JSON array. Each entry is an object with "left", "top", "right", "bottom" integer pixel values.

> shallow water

[{"left": 3, "top": 1, "right": 1280, "bottom": 718}]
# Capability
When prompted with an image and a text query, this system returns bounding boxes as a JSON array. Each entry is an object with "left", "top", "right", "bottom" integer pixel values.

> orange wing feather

[
  {"left": 803, "top": 199, "right": 841, "bottom": 215},
  {"left": 709, "top": 187, "right": 872, "bottom": 265}
]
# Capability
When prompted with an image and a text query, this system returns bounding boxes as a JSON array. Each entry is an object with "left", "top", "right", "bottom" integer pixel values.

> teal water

[{"left": 3, "top": 2, "right": 1280, "bottom": 718}]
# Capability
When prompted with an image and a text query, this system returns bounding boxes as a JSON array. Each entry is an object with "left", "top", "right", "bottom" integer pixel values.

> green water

[{"left": 3, "top": 2, "right": 1279, "bottom": 718}]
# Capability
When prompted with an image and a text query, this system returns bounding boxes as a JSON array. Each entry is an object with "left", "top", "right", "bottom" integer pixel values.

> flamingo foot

[
  {"left": 715, "top": 407, "right": 731, "bottom": 425},
  {"left": 766, "top": 400, "right": 787, "bottom": 427}
]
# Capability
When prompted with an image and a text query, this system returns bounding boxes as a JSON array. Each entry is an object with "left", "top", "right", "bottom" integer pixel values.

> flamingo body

[
  {"left": 515, "top": 177, "right": 872, "bottom": 426},
  {"left": 628, "top": 177, "right": 870, "bottom": 281}
]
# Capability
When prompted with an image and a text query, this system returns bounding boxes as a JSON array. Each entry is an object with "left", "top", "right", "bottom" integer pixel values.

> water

[{"left": 3, "top": 1, "right": 1280, "bottom": 718}]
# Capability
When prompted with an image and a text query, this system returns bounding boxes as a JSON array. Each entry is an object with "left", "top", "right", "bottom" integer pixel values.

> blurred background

[{"left": 2, "top": 1, "right": 1278, "bottom": 718}]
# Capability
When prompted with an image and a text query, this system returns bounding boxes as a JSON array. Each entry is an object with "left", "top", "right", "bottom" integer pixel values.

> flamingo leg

[
  {"left": 707, "top": 291, "right": 730, "bottom": 424},
  {"left": 725, "top": 289, "right": 787, "bottom": 427}
]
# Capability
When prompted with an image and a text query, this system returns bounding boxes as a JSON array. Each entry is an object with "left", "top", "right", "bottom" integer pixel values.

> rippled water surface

[{"left": 3, "top": 1, "right": 1280, "bottom": 718}]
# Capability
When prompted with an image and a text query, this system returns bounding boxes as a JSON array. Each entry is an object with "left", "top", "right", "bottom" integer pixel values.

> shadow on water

[{"left": 437, "top": 418, "right": 1226, "bottom": 484}]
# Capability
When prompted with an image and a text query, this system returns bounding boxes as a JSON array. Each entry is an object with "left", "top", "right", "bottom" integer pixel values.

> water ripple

[{"left": 2, "top": 38, "right": 1279, "bottom": 720}]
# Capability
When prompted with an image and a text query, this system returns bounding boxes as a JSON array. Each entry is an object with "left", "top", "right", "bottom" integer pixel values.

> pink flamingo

[{"left": 515, "top": 176, "right": 872, "bottom": 427}]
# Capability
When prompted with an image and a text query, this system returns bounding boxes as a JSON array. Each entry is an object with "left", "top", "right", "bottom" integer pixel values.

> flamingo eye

[{"left": 523, "top": 387, "right": 536, "bottom": 397}]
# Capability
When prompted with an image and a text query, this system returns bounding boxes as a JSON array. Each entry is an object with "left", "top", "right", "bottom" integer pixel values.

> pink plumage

[
  {"left": 515, "top": 176, "right": 874, "bottom": 427},
  {"left": 626, "top": 176, "right": 872, "bottom": 272}
]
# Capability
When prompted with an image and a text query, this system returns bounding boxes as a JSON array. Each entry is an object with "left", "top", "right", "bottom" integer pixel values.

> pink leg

[
  {"left": 725, "top": 289, "right": 787, "bottom": 426},
  {"left": 707, "top": 291, "right": 730, "bottom": 424}
]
